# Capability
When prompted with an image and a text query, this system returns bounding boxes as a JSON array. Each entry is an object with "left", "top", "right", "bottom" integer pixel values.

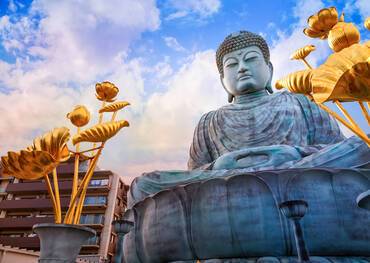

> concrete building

[{"left": 0, "top": 159, "right": 129, "bottom": 263}]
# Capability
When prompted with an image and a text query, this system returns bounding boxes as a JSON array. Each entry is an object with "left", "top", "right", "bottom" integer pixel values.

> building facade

[{"left": 0, "top": 160, "right": 129, "bottom": 263}]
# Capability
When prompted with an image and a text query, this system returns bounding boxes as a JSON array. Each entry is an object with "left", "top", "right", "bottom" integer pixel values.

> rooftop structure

[{"left": 0, "top": 159, "right": 129, "bottom": 263}]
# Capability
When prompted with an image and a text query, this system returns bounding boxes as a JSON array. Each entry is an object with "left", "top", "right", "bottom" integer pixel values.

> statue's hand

[{"left": 212, "top": 145, "right": 302, "bottom": 170}]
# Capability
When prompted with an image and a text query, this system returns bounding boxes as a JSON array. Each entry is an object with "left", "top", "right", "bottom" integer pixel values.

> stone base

[{"left": 123, "top": 168, "right": 370, "bottom": 263}]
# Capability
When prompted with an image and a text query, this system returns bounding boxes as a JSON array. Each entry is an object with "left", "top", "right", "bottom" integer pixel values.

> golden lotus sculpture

[
  {"left": 1, "top": 81, "right": 130, "bottom": 224},
  {"left": 277, "top": 6, "right": 370, "bottom": 146}
]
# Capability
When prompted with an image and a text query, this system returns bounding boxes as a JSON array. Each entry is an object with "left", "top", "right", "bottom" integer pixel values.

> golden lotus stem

[
  {"left": 44, "top": 174, "right": 59, "bottom": 223},
  {"left": 111, "top": 111, "right": 118, "bottom": 122},
  {"left": 65, "top": 146, "right": 103, "bottom": 223},
  {"left": 92, "top": 101, "right": 106, "bottom": 156},
  {"left": 318, "top": 103, "right": 370, "bottom": 146},
  {"left": 52, "top": 168, "right": 62, "bottom": 223},
  {"left": 334, "top": 101, "right": 368, "bottom": 138},
  {"left": 73, "top": 145, "right": 104, "bottom": 224},
  {"left": 301, "top": 58, "right": 312, "bottom": 69},
  {"left": 66, "top": 127, "right": 81, "bottom": 224},
  {"left": 358, "top": 102, "right": 370, "bottom": 126}
]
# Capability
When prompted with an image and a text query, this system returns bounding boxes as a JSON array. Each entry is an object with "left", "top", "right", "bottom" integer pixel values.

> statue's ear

[
  {"left": 220, "top": 76, "right": 234, "bottom": 103},
  {"left": 266, "top": 62, "right": 274, "bottom": 94}
]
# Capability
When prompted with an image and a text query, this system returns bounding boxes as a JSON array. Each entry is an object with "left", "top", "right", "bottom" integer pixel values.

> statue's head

[{"left": 216, "top": 31, "right": 273, "bottom": 102}]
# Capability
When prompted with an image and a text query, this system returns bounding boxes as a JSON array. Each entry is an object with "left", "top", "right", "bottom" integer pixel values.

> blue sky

[{"left": 0, "top": 0, "right": 369, "bottom": 179}]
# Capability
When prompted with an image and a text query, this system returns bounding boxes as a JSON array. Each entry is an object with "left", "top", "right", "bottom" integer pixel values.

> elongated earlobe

[
  {"left": 228, "top": 93, "right": 234, "bottom": 103},
  {"left": 220, "top": 76, "right": 234, "bottom": 103},
  {"left": 266, "top": 62, "right": 274, "bottom": 94}
]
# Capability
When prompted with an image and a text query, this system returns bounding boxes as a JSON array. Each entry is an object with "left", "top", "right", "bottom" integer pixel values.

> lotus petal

[
  {"left": 95, "top": 82, "right": 119, "bottom": 102},
  {"left": 99, "top": 101, "right": 130, "bottom": 113},
  {"left": 275, "top": 70, "right": 313, "bottom": 95},
  {"left": 67, "top": 105, "right": 90, "bottom": 127},
  {"left": 303, "top": 28, "right": 327, "bottom": 39},
  {"left": 311, "top": 42, "right": 370, "bottom": 103},
  {"left": 328, "top": 22, "right": 360, "bottom": 52},
  {"left": 304, "top": 7, "right": 338, "bottom": 39},
  {"left": 72, "top": 120, "right": 129, "bottom": 145}
]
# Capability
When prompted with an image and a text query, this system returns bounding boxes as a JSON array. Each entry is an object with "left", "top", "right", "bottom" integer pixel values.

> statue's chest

[{"left": 215, "top": 103, "right": 308, "bottom": 148}]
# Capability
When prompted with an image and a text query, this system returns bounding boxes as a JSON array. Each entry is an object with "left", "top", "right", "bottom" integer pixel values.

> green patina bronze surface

[{"left": 121, "top": 31, "right": 370, "bottom": 263}]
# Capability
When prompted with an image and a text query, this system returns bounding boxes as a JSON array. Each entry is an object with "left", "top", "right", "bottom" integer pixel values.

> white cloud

[
  {"left": 163, "top": 36, "right": 186, "bottom": 52},
  {"left": 0, "top": 0, "right": 160, "bottom": 177},
  {"left": 166, "top": 0, "right": 221, "bottom": 20},
  {"left": 98, "top": 50, "right": 226, "bottom": 175},
  {"left": 354, "top": 0, "right": 370, "bottom": 18}
]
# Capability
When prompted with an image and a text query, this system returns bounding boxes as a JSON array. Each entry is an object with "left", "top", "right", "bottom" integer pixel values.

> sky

[{"left": 0, "top": 0, "right": 369, "bottom": 181}]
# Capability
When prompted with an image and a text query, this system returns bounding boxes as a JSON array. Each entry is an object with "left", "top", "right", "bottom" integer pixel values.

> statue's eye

[
  {"left": 225, "top": 62, "right": 238, "bottom": 68},
  {"left": 245, "top": 56, "right": 259, "bottom": 62}
]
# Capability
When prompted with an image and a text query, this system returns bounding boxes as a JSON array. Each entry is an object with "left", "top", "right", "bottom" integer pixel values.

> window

[
  {"left": 84, "top": 196, "right": 107, "bottom": 205},
  {"left": 89, "top": 179, "right": 109, "bottom": 186},
  {"left": 85, "top": 235, "right": 100, "bottom": 245},
  {"left": 79, "top": 214, "right": 105, "bottom": 224}
]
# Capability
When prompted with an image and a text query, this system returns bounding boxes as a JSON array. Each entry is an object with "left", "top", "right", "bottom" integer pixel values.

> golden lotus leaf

[
  {"left": 95, "top": 81, "right": 119, "bottom": 102},
  {"left": 99, "top": 101, "right": 130, "bottom": 113},
  {"left": 28, "top": 127, "right": 71, "bottom": 162},
  {"left": 328, "top": 22, "right": 360, "bottom": 52},
  {"left": 290, "top": 45, "right": 316, "bottom": 60},
  {"left": 365, "top": 17, "right": 370, "bottom": 30},
  {"left": 275, "top": 69, "right": 313, "bottom": 95},
  {"left": 72, "top": 120, "right": 129, "bottom": 145},
  {"left": 304, "top": 7, "right": 339, "bottom": 39},
  {"left": 1, "top": 150, "right": 58, "bottom": 179},
  {"left": 67, "top": 105, "right": 90, "bottom": 127},
  {"left": 311, "top": 42, "right": 370, "bottom": 103}
]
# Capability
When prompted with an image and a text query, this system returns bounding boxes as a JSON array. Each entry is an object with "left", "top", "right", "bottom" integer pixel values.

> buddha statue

[
  {"left": 129, "top": 31, "right": 370, "bottom": 204},
  {"left": 121, "top": 31, "right": 370, "bottom": 263}
]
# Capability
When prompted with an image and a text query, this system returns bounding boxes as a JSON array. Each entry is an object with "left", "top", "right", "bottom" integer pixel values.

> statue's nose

[
  {"left": 238, "top": 62, "right": 249, "bottom": 73},
  {"left": 238, "top": 66, "right": 248, "bottom": 73}
]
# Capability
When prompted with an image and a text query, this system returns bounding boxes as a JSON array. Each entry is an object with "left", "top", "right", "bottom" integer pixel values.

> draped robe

[
  {"left": 188, "top": 91, "right": 346, "bottom": 169},
  {"left": 129, "top": 91, "right": 370, "bottom": 207}
]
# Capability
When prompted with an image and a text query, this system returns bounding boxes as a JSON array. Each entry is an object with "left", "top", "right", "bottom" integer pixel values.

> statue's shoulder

[
  {"left": 196, "top": 110, "right": 216, "bottom": 128},
  {"left": 273, "top": 91, "right": 313, "bottom": 105}
]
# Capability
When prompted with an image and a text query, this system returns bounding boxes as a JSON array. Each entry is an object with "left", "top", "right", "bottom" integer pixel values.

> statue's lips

[{"left": 238, "top": 74, "right": 252, "bottom": 81}]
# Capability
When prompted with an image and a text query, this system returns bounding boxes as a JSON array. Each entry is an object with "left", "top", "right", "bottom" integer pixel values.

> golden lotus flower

[
  {"left": 365, "top": 17, "right": 370, "bottom": 30},
  {"left": 95, "top": 81, "right": 119, "bottom": 102},
  {"left": 99, "top": 101, "right": 130, "bottom": 113},
  {"left": 275, "top": 69, "right": 313, "bottom": 95},
  {"left": 67, "top": 105, "right": 90, "bottom": 127},
  {"left": 290, "top": 45, "right": 316, "bottom": 60},
  {"left": 72, "top": 120, "right": 129, "bottom": 145},
  {"left": 1, "top": 127, "right": 70, "bottom": 179},
  {"left": 304, "top": 7, "right": 341, "bottom": 39},
  {"left": 311, "top": 42, "right": 370, "bottom": 103},
  {"left": 327, "top": 22, "right": 360, "bottom": 52}
]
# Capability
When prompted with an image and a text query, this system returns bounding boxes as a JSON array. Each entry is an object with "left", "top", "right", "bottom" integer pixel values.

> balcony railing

[
  {"left": 0, "top": 236, "right": 40, "bottom": 249},
  {"left": 0, "top": 198, "right": 107, "bottom": 211},
  {"left": 0, "top": 216, "right": 54, "bottom": 229}
]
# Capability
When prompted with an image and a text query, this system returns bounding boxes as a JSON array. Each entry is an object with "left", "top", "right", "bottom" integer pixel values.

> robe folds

[
  {"left": 188, "top": 91, "right": 349, "bottom": 169},
  {"left": 128, "top": 92, "right": 370, "bottom": 207}
]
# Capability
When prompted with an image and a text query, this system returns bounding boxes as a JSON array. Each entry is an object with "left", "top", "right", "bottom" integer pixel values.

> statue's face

[{"left": 222, "top": 46, "right": 271, "bottom": 96}]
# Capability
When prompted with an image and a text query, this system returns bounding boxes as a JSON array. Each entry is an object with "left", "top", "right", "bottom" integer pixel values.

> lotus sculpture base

[
  {"left": 33, "top": 223, "right": 96, "bottom": 263},
  {"left": 123, "top": 168, "right": 370, "bottom": 263}
]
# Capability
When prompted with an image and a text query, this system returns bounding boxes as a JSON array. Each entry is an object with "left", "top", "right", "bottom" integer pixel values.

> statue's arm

[
  {"left": 297, "top": 94, "right": 345, "bottom": 145},
  {"left": 187, "top": 112, "right": 214, "bottom": 170}
]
